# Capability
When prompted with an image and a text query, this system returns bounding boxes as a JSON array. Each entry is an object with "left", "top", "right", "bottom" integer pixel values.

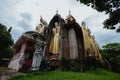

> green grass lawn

[{"left": 10, "top": 69, "right": 120, "bottom": 80}]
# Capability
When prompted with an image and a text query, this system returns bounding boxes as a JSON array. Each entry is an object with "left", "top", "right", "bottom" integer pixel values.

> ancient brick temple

[{"left": 8, "top": 13, "right": 103, "bottom": 71}]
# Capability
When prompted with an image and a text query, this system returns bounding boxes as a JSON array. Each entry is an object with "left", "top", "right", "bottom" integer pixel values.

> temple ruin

[{"left": 8, "top": 12, "right": 103, "bottom": 72}]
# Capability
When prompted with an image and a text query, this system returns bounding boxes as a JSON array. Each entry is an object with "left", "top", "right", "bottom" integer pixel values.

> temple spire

[
  {"left": 40, "top": 15, "right": 42, "bottom": 22},
  {"left": 69, "top": 10, "right": 71, "bottom": 15},
  {"left": 40, "top": 15, "right": 48, "bottom": 25},
  {"left": 56, "top": 10, "right": 58, "bottom": 14}
]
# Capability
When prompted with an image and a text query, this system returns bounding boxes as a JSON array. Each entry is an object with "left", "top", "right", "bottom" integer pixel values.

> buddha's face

[
  {"left": 55, "top": 22, "right": 58, "bottom": 27},
  {"left": 82, "top": 22, "right": 86, "bottom": 26}
]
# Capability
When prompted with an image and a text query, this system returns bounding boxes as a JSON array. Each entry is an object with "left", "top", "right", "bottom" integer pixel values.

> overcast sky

[{"left": 0, "top": 0, "right": 120, "bottom": 48}]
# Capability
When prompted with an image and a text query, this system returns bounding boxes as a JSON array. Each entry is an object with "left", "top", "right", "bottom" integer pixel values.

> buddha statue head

[{"left": 55, "top": 22, "right": 59, "bottom": 27}]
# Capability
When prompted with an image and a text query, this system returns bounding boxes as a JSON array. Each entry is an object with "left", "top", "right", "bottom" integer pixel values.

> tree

[
  {"left": 0, "top": 23, "right": 14, "bottom": 59},
  {"left": 77, "top": 0, "right": 120, "bottom": 32},
  {"left": 101, "top": 43, "right": 120, "bottom": 72}
]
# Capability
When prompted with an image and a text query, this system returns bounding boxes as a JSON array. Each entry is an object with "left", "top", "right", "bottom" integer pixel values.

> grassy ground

[
  {"left": 10, "top": 69, "right": 120, "bottom": 80},
  {"left": 0, "top": 67, "right": 9, "bottom": 73},
  {"left": 0, "top": 67, "right": 25, "bottom": 80}
]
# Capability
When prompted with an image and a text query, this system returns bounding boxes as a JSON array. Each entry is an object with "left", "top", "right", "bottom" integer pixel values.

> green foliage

[
  {"left": 0, "top": 23, "right": 14, "bottom": 59},
  {"left": 61, "top": 59, "right": 83, "bottom": 72},
  {"left": 61, "top": 59, "right": 71, "bottom": 71},
  {"left": 82, "top": 57, "right": 105, "bottom": 71},
  {"left": 77, "top": 0, "right": 120, "bottom": 32},
  {"left": 10, "top": 69, "right": 120, "bottom": 80},
  {"left": 101, "top": 43, "right": 120, "bottom": 72},
  {"left": 61, "top": 58, "right": 104, "bottom": 72},
  {"left": 101, "top": 43, "right": 120, "bottom": 59}
]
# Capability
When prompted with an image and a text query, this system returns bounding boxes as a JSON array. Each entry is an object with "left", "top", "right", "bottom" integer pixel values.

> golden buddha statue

[
  {"left": 36, "top": 24, "right": 43, "bottom": 34},
  {"left": 49, "top": 22, "right": 60, "bottom": 54}
]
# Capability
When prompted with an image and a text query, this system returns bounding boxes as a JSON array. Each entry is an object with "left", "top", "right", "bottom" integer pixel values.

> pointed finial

[
  {"left": 56, "top": 10, "right": 58, "bottom": 14},
  {"left": 36, "top": 24, "right": 38, "bottom": 31},
  {"left": 40, "top": 15, "right": 42, "bottom": 19},
  {"left": 36, "top": 24, "right": 38, "bottom": 27},
  {"left": 69, "top": 10, "right": 71, "bottom": 15},
  {"left": 40, "top": 15, "right": 42, "bottom": 22}
]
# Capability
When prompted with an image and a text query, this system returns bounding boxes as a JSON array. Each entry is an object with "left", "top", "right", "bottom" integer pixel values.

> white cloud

[
  {"left": 83, "top": 13, "right": 120, "bottom": 47},
  {"left": 0, "top": 0, "right": 24, "bottom": 41},
  {"left": 0, "top": 0, "right": 119, "bottom": 47}
]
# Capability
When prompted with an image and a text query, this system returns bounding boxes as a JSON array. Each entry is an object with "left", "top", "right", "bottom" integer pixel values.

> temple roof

[
  {"left": 65, "top": 11, "right": 75, "bottom": 24},
  {"left": 49, "top": 14, "right": 64, "bottom": 30},
  {"left": 13, "top": 31, "right": 45, "bottom": 49}
]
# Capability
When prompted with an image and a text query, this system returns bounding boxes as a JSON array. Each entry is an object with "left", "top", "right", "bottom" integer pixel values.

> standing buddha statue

[{"left": 49, "top": 22, "right": 60, "bottom": 55}]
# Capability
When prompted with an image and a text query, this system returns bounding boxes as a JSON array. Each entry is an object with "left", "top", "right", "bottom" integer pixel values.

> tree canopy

[
  {"left": 0, "top": 23, "right": 14, "bottom": 59},
  {"left": 77, "top": 0, "right": 120, "bottom": 32},
  {"left": 101, "top": 43, "right": 120, "bottom": 72}
]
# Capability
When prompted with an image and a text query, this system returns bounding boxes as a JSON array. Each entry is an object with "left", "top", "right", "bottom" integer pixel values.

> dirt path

[{"left": 0, "top": 67, "right": 25, "bottom": 80}]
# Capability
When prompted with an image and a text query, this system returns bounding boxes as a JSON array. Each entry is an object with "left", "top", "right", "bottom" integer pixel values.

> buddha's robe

[
  {"left": 68, "top": 28, "right": 78, "bottom": 59},
  {"left": 31, "top": 41, "right": 44, "bottom": 71},
  {"left": 49, "top": 27, "right": 60, "bottom": 54}
]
